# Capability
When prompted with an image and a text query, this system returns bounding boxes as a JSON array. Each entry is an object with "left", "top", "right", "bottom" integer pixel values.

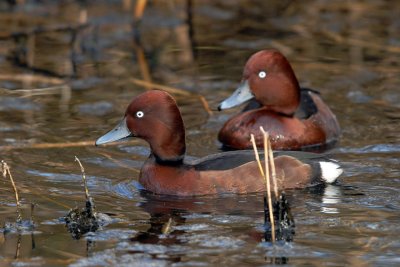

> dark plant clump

[
  {"left": 64, "top": 156, "right": 100, "bottom": 239},
  {"left": 65, "top": 198, "right": 99, "bottom": 240},
  {"left": 264, "top": 193, "right": 295, "bottom": 242}
]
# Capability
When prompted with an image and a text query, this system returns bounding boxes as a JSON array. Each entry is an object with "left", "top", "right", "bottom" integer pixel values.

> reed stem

[
  {"left": 259, "top": 127, "right": 275, "bottom": 242},
  {"left": 250, "top": 134, "right": 265, "bottom": 177},
  {"left": 260, "top": 127, "right": 278, "bottom": 198},
  {"left": 250, "top": 132, "right": 275, "bottom": 242},
  {"left": 1, "top": 161, "right": 22, "bottom": 224},
  {"left": 74, "top": 156, "right": 90, "bottom": 202}
]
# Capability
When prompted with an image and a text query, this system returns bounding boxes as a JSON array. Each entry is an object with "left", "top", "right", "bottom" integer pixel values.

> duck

[
  {"left": 96, "top": 90, "right": 342, "bottom": 197},
  {"left": 218, "top": 49, "right": 340, "bottom": 151}
]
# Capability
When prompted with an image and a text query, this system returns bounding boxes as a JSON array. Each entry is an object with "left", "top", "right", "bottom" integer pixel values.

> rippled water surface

[{"left": 0, "top": 1, "right": 399, "bottom": 266}]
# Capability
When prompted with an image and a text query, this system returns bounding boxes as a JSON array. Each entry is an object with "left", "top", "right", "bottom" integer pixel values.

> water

[{"left": 0, "top": 0, "right": 399, "bottom": 266}]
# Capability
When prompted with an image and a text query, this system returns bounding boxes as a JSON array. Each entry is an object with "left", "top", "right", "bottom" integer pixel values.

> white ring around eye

[
  {"left": 258, "top": 71, "right": 266, "bottom": 79},
  {"left": 136, "top": 111, "right": 144, "bottom": 118}
]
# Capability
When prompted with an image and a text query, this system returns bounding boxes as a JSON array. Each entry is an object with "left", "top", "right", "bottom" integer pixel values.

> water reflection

[
  {"left": 1, "top": 219, "right": 36, "bottom": 261},
  {"left": 321, "top": 185, "right": 342, "bottom": 214},
  {"left": 125, "top": 191, "right": 298, "bottom": 264},
  {"left": 1, "top": 231, "right": 36, "bottom": 260},
  {"left": 128, "top": 185, "right": 352, "bottom": 264}
]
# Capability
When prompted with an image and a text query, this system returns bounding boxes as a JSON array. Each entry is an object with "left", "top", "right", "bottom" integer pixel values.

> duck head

[
  {"left": 218, "top": 50, "right": 301, "bottom": 116},
  {"left": 96, "top": 90, "right": 186, "bottom": 162}
]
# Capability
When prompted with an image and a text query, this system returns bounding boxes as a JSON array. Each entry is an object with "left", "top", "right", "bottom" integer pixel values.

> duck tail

[{"left": 319, "top": 161, "right": 343, "bottom": 183}]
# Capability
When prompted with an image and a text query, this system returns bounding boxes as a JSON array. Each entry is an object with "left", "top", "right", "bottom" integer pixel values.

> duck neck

[
  {"left": 153, "top": 154, "right": 184, "bottom": 165},
  {"left": 148, "top": 127, "right": 186, "bottom": 165},
  {"left": 271, "top": 90, "right": 300, "bottom": 116}
]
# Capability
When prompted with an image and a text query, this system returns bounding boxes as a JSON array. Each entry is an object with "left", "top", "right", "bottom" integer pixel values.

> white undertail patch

[{"left": 319, "top": 161, "right": 343, "bottom": 183}]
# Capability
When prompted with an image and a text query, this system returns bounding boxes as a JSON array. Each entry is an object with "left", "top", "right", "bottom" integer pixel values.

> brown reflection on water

[{"left": 0, "top": 0, "right": 400, "bottom": 266}]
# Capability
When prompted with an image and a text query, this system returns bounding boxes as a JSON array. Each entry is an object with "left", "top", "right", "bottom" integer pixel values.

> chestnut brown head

[
  {"left": 219, "top": 50, "right": 301, "bottom": 116},
  {"left": 96, "top": 90, "right": 186, "bottom": 162}
]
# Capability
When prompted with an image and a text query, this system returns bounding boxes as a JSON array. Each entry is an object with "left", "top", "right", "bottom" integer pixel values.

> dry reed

[
  {"left": 250, "top": 131, "right": 276, "bottom": 242},
  {"left": 129, "top": 78, "right": 213, "bottom": 115},
  {"left": 134, "top": 0, "right": 147, "bottom": 22},
  {"left": 1, "top": 160, "right": 22, "bottom": 223},
  {"left": 0, "top": 139, "right": 140, "bottom": 151},
  {"left": 260, "top": 127, "right": 278, "bottom": 198},
  {"left": 74, "top": 156, "right": 91, "bottom": 203}
]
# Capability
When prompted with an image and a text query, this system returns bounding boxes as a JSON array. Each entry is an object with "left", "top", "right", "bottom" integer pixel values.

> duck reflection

[
  {"left": 1, "top": 223, "right": 36, "bottom": 259},
  {"left": 306, "top": 183, "right": 358, "bottom": 214},
  {"left": 321, "top": 184, "right": 342, "bottom": 214},
  {"left": 130, "top": 208, "right": 186, "bottom": 245},
  {"left": 128, "top": 190, "right": 297, "bottom": 264},
  {"left": 128, "top": 184, "right": 357, "bottom": 264}
]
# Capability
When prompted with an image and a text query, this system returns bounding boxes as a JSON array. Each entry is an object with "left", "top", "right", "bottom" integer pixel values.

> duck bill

[
  {"left": 218, "top": 80, "right": 254, "bottom": 110},
  {"left": 95, "top": 117, "right": 132, "bottom": 146}
]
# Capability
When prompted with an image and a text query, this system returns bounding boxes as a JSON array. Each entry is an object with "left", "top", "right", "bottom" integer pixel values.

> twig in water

[
  {"left": 259, "top": 128, "right": 275, "bottom": 242},
  {"left": 74, "top": 156, "right": 97, "bottom": 219},
  {"left": 31, "top": 203, "right": 36, "bottom": 249},
  {"left": 260, "top": 127, "right": 278, "bottom": 198},
  {"left": 161, "top": 217, "right": 173, "bottom": 235},
  {"left": 198, "top": 95, "right": 213, "bottom": 115},
  {"left": 30, "top": 203, "right": 35, "bottom": 225},
  {"left": 0, "top": 139, "right": 140, "bottom": 151},
  {"left": 129, "top": 78, "right": 191, "bottom": 96},
  {"left": 129, "top": 78, "right": 213, "bottom": 115},
  {"left": 0, "top": 73, "right": 63, "bottom": 85},
  {"left": 134, "top": 0, "right": 147, "bottom": 22},
  {"left": 0, "top": 84, "right": 70, "bottom": 96},
  {"left": 250, "top": 134, "right": 265, "bottom": 177},
  {"left": 250, "top": 133, "right": 275, "bottom": 242},
  {"left": 15, "top": 234, "right": 21, "bottom": 259},
  {"left": 134, "top": 46, "right": 152, "bottom": 90},
  {"left": 74, "top": 156, "right": 91, "bottom": 203},
  {"left": 65, "top": 156, "right": 99, "bottom": 239},
  {"left": 1, "top": 161, "right": 22, "bottom": 224}
]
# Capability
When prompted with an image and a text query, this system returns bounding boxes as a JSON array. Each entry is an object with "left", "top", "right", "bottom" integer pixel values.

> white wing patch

[{"left": 319, "top": 161, "right": 343, "bottom": 183}]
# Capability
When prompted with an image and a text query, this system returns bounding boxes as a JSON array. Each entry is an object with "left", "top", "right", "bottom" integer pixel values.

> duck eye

[
  {"left": 136, "top": 111, "right": 144, "bottom": 118},
  {"left": 258, "top": 71, "right": 267, "bottom": 79}
]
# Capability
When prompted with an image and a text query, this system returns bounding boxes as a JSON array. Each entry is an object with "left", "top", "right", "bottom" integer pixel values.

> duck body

[
  {"left": 219, "top": 88, "right": 340, "bottom": 150},
  {"left": 96, "top": 90, "right": 342, "bottom": 197},
  {"left": 140, "top": 151, "right": 337, "bottom": 197},
  {"left": 218, "top": 50, "right": 340, "bottom": 151}
]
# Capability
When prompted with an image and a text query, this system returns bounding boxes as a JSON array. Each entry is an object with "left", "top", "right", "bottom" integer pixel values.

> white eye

[
  {"left": 258, "top": 71, "right": 266, "bottom": 79},
  {"left": 136, "top": 111, "right": 144, "bottom": 118}
]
